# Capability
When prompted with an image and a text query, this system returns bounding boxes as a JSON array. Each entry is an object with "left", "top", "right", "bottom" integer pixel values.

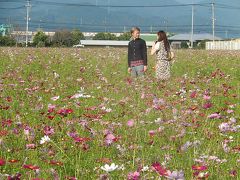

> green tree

[
  {"left": 0, "top": 35, "right": 16, "bottom": 46},
  {"left": 118, "top": 32, "right": 131, "bottom": 41},
  {"left": 71, "top": 29, "right": 85, "bottom": 45},
  {"left": 197, "top": 40, "right": 208, "bottom": 49},
  {"left": 93, "top": 32, "right": 117, "bottom": 40},
  {"left": 181, "top": 41, "right": 189, "bottom": 49},
  {"left": 33, "top": 31, "right": 48, "bottom": 47},
  {"left": 52, "top": 30, "right": 73, "bottom": 47}
]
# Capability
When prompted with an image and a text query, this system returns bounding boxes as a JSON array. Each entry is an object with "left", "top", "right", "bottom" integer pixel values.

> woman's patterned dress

[{"left": 154, "top": 41, "right": 171, "bottom": 80}]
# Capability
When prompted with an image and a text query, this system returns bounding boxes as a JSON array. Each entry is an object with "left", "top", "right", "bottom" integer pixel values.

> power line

[
  {"left": 1, "top": 1, "right": 240, "bottom": 10},
  {"left": 1, "top": 1, "right": 239, "bottom": 38},
  {"left": 0, "top": 6, "right": 25, "bottom": 9},
  {"left": 7, "top": 17, "right": 240, "bottom": 30},
  {"left": 32, "top": 1, "right": 214, "bottom": 8}
]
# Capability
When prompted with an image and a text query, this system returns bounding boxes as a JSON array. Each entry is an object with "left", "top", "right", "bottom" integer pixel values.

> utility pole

[
  {"left": 81, "top": 17, "right": 83, "bottom": 25},
  {"left": 163, "top": 19, "right": 168, "bottom": 33},
  {"left": 104, "top": 16, "right": 107, "bottom": 32},
  {"left": 190, "top": 4, "right": 194, "bottom": 49},
  {"left": 150, "top": 25, "right": 153, "bottom": 33},
  {"left": 225, "top": 30, "right": 228, "bottom": 39},
  {"left": 212, "top": 1, "right": 215, "bottom": 49},
  {"left": 38, "top": 19, "right": 42, "bottom": 30},
  {"left": 123, "top": 26, "right": 126, "bottom": 33},
  {"left": 25, "top": 0, "right": 31, "bottom": 47}
]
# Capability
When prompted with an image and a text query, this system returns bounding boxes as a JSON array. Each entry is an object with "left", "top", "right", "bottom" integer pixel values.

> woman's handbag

[
  {"left": 167, "top": 51, "right": 175, "bottom": 61},
  {"left": 166, "top": 41, "right": 175, "bottom": 61}
]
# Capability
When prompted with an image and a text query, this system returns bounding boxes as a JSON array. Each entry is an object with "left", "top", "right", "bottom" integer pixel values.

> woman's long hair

[{"left": 157, "top": 31, "right": 170, "bottom": 51}]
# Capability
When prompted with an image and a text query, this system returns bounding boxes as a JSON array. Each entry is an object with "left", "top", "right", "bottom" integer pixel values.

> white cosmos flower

[
  {"left": 100, "top": 163, "right": 119, "bottom": 172},
  {"left": 51, "top": 96, "right": 60, "bottom": 101},
  {"left": 101, "top": 107, "right": 112, "bottom": 112},
  {"left": 40, "top": 135, "right": 51, "bottom": 144},
  {"left": 71, "top": 91, "right": 91, "bottom": 99},
  {"left": 142, "top": 165, "right": 149, "bottom": 172}
]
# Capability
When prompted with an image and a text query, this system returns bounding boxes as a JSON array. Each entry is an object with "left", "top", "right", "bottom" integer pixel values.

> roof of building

[
  {"left": 141, "top": 34, "right": 157, "bottom": 41},
  {"left": 169, "top": 33, "right": 222, "bottom": 41},
  {"left": 80, "top": 40, "right": 129, "bottom": 46},
  {"left": 80, "top": 40, "right": 153, "bottom": 46}
]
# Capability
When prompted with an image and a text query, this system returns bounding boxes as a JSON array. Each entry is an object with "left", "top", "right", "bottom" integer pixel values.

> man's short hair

[{"left": 131, "top": 27, "right": 140, "bottom": 34}]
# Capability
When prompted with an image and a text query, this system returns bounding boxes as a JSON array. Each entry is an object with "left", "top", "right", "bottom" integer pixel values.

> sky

[{"left": 0, "top": 0, "right": 240, "bottom": 38}]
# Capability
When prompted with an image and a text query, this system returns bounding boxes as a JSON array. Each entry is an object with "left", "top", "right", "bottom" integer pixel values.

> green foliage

[
  {"left": 52, "top": 29, "right": 84, "bottom": 47},
  {"left": 197, "top": 40, "right": 208, "bottom": 49},
  {"left": 181, "top": 41, "right": 189, "bottom": 49},
  {"left": 33, "top": 31, "right": 49, "bottom": 47},
  {"left": 118, "top": 32, "right": 131, "bottom": 41},
  {"left": 0, "top": 35, "right": 16, "bottom": 46},
  {"left": 71, "top": 29, "right": 85, "bottom": 45},
  {"left": 93, "top": 32, "right": 117, "bottom": 40},
  {"left": 52, "top": 30, "right": 73, "bottom": 47}
]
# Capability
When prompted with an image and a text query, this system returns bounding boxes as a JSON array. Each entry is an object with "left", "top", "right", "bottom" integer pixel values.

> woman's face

[{"left": 132, "top": 30, "right": 140, "bottom": 39}]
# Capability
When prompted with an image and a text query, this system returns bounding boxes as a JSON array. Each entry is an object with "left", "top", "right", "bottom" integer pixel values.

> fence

[{"left": 206, "top": 41, "right": 240, "bottom": 50}]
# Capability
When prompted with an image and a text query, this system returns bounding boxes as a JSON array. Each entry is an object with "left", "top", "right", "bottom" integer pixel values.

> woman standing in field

[
  {"left": 151, "top": 31, "right": 171, "bottom": 81},
  {"left": 128, "top": 27, "right": 148, "bottom": 78}
]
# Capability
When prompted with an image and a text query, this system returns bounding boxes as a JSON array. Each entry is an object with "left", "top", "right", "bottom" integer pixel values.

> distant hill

[{"left": 0, "top": 0, "right": 240, "bottom": 38}]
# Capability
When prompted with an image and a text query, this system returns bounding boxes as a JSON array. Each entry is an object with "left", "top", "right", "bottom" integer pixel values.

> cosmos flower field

[{"left": 0, "top": 47, "right": 239, "bottom": 179}]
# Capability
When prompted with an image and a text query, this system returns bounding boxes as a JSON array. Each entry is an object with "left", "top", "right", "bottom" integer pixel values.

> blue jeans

[{"left": 131, "top": 65, "right": 144, "bottom": 78}]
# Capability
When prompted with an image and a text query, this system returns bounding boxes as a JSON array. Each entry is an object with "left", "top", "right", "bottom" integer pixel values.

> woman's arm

[
  {"left": 128, "top": 42, "right": 132, "bottom": 68},
  {"left": 151, "top": 42, "right": 158, "bottom": 55}
]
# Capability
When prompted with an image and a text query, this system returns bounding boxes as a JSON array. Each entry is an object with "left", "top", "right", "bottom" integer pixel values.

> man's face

[{"left": 132, "top": 30, "right": 140, "bottom": 39}]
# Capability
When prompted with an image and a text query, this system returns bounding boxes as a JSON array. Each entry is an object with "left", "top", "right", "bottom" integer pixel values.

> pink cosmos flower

[
  {"left": 152, "top": 162, "right": 168, "bottom": 176},
  {"left": 166, "top": 170, "right": 185, "bottom": 180},
  {"left": 23, "top": 164, "right": 40, "bottom": 170},
  {"left": 148, "top": 130, "right": 156, "bottom": 137},
  {"left": 7, "top": 173, "right": 22, "bottom": 180},
  {"left": 128, "top": 171, "right": 140, "bottom": 180},
  {"left": 203, "top": 102, "right": 213, "bottom": 109},
  {"left": 57, "top": 108, "right": 73, "bottom": 116},
  {"left": 73, "top": 136, "right": 91, "bottom": 143},
  {"left": 105, "top": 133, "right": 116, "bottom": 146},
  {"left": 127, "top": 120, "right": 134, "bottom": 127},
  {"left": 192, "top": 165, "right": 208, "bottom": 171},
  {"left": 230, "top": 169, "right": 237, "bottom": 177},
  {"left": 227, "top": 109, "right": 234, "bottom": 114},
  {"left": 218, "top": 123, "right": 231, "bottom": 132},
  {"left": 190, "top": 91, "right": 197, "bottom": 98},
  {"left": 203, "top": 95, "right": 211, "bottom": 100},
  {"left": 48, "top": 104, "right": 56, "bottom": 113},
  {"left": 0, "top": 158, "right": 6, "bottom": 166},
  {"left": 207, "top": 113, "right": 221, "bottom": 119},
  {"left": 26, "top": 144, "right": 36, "bottom": 149},
  {"left": 43, "top": 126, "right": 55, "bottom": 136},
  {"left": 1, "top": 119, "right": 12, "bottom": 127}
]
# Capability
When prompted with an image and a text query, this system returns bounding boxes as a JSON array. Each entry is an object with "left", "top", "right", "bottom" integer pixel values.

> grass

[{"left": 0, "top": 47, "right": 239, "bottom": 179}]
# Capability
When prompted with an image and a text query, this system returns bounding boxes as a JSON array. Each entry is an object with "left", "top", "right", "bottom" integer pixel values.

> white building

[{"left": 206, "top": 39, "right": 240, "bottom": 50}]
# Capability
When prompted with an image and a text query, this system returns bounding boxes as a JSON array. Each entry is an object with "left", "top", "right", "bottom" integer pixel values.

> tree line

[{"left": 0, "top": 29, "right": 132, "bottom": 47}]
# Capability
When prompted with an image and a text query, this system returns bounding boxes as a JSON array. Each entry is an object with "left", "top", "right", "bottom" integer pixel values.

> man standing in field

[{"left": 128, "top": 27, "right": 148, "bottom": 78}]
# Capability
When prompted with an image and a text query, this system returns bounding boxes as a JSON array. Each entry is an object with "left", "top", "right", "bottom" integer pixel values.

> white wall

[{"left": 206, "top": 41, "right": 240, "bottom": 50}]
